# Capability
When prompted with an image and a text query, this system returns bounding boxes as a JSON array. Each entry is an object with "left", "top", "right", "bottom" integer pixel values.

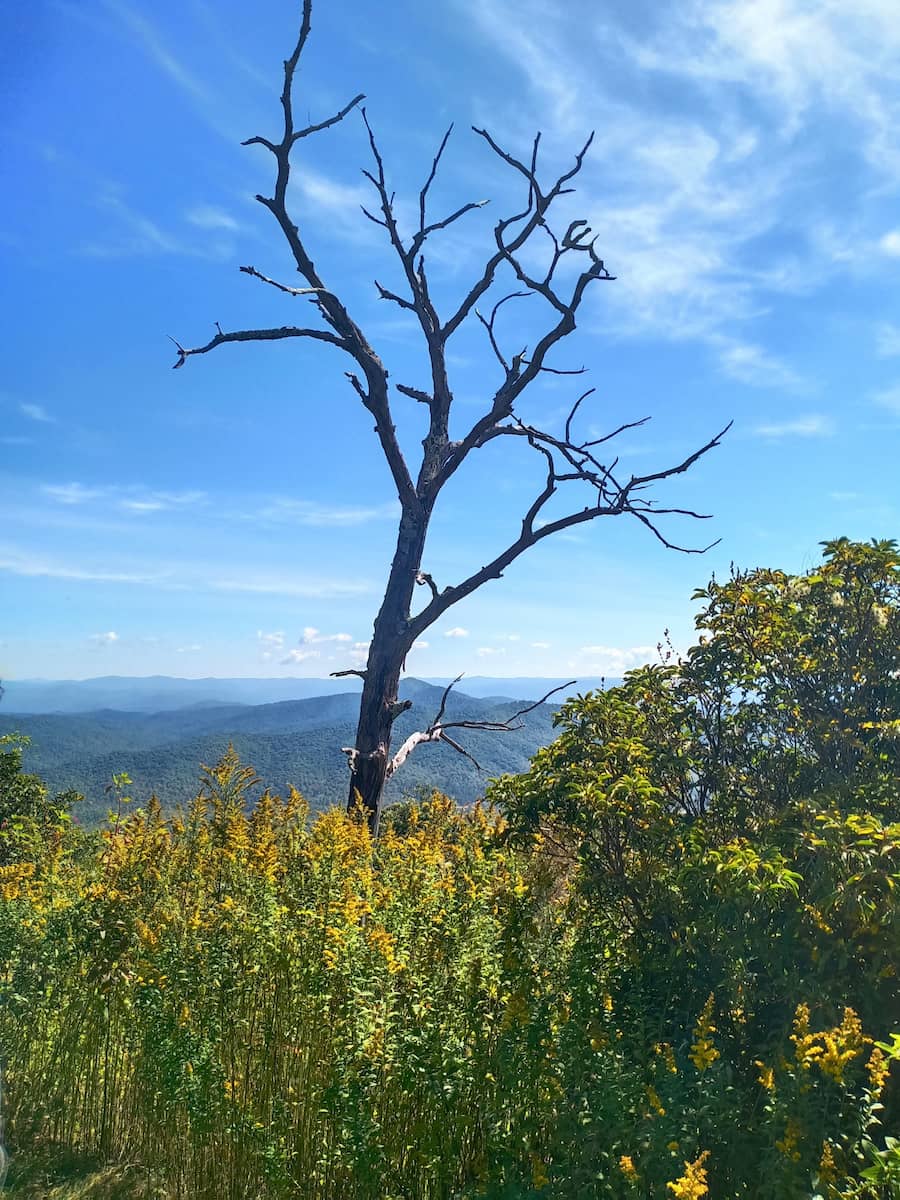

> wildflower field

[{"left": 1, "top": 539, "right": 898, "bottom": 1198}]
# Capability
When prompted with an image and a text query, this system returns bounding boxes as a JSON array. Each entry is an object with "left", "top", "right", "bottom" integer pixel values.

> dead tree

[{"left": 172, "top": 0, "right": 729, "bottom": 834}]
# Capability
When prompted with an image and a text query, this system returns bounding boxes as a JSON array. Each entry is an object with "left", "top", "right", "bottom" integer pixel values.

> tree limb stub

[{"left": 386, "top": 677, "right": 575, "bottom": 779}]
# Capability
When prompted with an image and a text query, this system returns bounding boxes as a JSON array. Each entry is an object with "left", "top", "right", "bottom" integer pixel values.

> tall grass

[{"left": 1, "top": 749, "right": 897, "bottom": 1198}]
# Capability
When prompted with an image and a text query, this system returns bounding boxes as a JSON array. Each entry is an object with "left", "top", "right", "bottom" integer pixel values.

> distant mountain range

[
  {"left": 0, "top": 677, "right": 612, "bottom": 824},
  {"left": 0, "top": 675, "right": 609, "bottom": 714}
]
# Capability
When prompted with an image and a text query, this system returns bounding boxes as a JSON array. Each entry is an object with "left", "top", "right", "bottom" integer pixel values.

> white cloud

[
  {"left": 42, "top": 482, "right": 206, "bottom": 512},
  {"left": 281, "top": 648, "right": 320, "bottom": 665},
  {"left": 0, "top": 544, "right": 367, "bottom": 599},
  {"left": 0, "top": 547, "right": 161, "bottom": 585},
  {"left": 714, "top": 339, "right": 803, "bottom": 390},
  {"left": 753, "top": 414, "right": 835, "bottom": 437},
  {"left": 576, "top": 644, "right": 657, "bottom": 674},
  {"left": 409, "top": 640, "right": 430, "bottom": 651},
  {"left": 879, "top": 230, "right": 900, "bottom": 257},
  {"left": 210, "top": 575, "right": 370, "bottom": 599},
  {"left": 299, "top": 627, "right": 353, "bottom": 645},
  {"left": 443, "top": 626, "right": 469, "bottom": 638},
  {"left": 176, "top": 644, "right": 202, "bottom": 653},
  {"left": 20, "top": 403, "right": 54, "bottom": 423},
  {"left": 255, "top": 498, "right": 399, "bottom": 527},
  {"left": 88, "top": 631, "right": 119, "bottom": 646},
  {"left": 530, "top": 641, "right": 551, "bottom": 649},
  {"left": 455, "top": 0, "right": 900, "bottom": 385},
  {"left": 42, "top": 483, "right": 104, "bottom": 505},
  {"left": 476, "top": 646, "right": 505, "bottom": 657},
  {"left": 257, "top": 630, "right": 286, "bottom": 649},
  {"left": 186, "top": 205, "right": 240, "bottom": 232},
  {"left": 347, "top": 641, "right": 371, "bottom": 666}
]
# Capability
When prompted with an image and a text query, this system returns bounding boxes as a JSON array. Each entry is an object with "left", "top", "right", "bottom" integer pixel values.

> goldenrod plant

[{"left": 1, "top": 541, "right": 897, "bottom": 1198}]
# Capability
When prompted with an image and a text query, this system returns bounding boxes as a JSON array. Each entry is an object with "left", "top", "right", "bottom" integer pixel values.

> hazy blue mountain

[
  {"left": 0, "top": 675, "right": 364, "bottom": 714},
  {"left": 0, "top": 680, "right": 562, "bottom": 823},
  {"left": 1, "top": 675, "right": 614, "bottom": 715}
]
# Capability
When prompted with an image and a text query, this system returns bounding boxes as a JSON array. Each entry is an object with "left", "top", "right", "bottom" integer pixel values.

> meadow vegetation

[{"left": 0, "top": 538, "right": 898, "bottom": 1198}]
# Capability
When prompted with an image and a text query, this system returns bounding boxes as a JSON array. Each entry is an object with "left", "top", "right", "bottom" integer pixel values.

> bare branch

[
  {"left": 240, "top": 264, "right": 330, "bottom": 298},
  {"left": 331, "top": 668, "right": 367, "bottom": 680},
  {"left": 397, "top": 384, "right": 433, "bottom": 404},
  {"left": 385, "top": 676, "right": 572, "bottom": 778},
  {"left": 171, "top": 324, "right": 344, "bottom": 368},
  {"left": 415, "top": 570, "right": 440, "bottom": 601},
  {"left": 565, "top": 387, "right": 595, "bottom": 444},
  {"left": 290, "top": 93, "right": 365, "bottom": 144}
]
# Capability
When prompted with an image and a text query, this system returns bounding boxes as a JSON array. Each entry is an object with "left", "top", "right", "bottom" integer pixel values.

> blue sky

[{"left": 2, "top": 0, "right": 898, "bottom": 682}]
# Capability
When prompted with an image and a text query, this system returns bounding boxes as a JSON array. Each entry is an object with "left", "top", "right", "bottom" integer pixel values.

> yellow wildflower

[
  {"left": 866, "top": 1046, "right": 891, "bottom": 1093},
  {"left": 646, "top": 1084, "right": 666, "bottom": 1116},
  {"left": 792, "top": 1004, "right": 868, "bottom": 1083},
  {"left": 689, "top": 995, "right": 719, "bottom": 1071},
  {"left": 755, "top": 1060, "right": 775, "bottom": 1090},
  {"left": 775, "top": 1118, "right": 802, "bottom": 1162},
  {"left": 656, "top": 1042, "right": 678, "bottom": 1073},
  {"left": 818, "top": 1141, "right": 838, "bottom": 1186},
  {"left": 667, "top": 1151, "right": 710, "bottom": 1198},
  {"left": 619, "top": 1155, "right": 638, "bottom": 1181}
]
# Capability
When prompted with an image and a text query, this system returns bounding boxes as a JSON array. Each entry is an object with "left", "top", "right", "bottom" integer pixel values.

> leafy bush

[{"left": 1, "top": 540, "right": 898, "bottom": 1198}]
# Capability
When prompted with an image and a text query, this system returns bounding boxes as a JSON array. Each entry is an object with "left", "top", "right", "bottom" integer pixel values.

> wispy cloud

[
  {"left": 0, "top": 544, "right": 369, "bottom": 599},
  {"left": 0, "top": 547, "right": 165, "bottom": 586},
  {"left": 97, "top": 0, "right": 212, "bottom": 107},
  {"left": 253, "top": 498, "right": 400, "bottom": 527},
  {"left": 443, "top": 626, "right": 469, "bottom": 638},
  {"left": 753, "top": 414, "right": 835, "bottom": 438},
  {"left": 455, "top": 0, "right": 900, "bottom": 384},
  {"left": 299, "top": 627, "right": 353, "bottom": 646},
  {"left": 714, "top": 339, "right": 804, "bottom": 390},
  {"left": 41, "top": 482, "right": 207, "bottom": 513},
  {"left": 80, "top": 189, "right": 233, "bottom": 261},
  {"left": 20, "top": 403, "right": 54, "bottom": 423},
  {"left": 211, "top": 575, "right": 371, "bottom": 599},
  {"left": 281, "top": 648, "right": 320, "bottom": 665},
  {"left": 575, "top": 644, "right": 657, "bottom": 674},
  {"left": 186, "top": 205, "right": 242, "bottom": 232},
  {"left": 88, "top": 631, "right": 119, "bottom": 646}
]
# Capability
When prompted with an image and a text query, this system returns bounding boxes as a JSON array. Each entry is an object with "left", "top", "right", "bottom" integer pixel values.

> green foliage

[
  {"left": 1, "top": 541, "right": 898, "bottom": 1198},
  {"left": 0, "top": 734, "right": 80, "bottom": 865}
]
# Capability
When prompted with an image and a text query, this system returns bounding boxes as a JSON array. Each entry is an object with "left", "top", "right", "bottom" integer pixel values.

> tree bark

[{"left": 347, "top": 505, "right": 429, "bottom": 833}]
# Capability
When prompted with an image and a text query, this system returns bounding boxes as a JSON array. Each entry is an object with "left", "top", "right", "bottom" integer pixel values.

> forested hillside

[{"left": 0, "top": 680, "right": 560, "bottom": 821}]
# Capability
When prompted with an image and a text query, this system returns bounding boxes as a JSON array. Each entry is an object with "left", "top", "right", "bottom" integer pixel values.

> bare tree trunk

[{"left": 347, "top": 507, "right": 428, "bottom": 832}]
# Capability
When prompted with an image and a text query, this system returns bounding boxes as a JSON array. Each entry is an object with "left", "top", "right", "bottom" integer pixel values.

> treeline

[{"left": 0, "top": 538, "right": 898, "bottom": 1199}]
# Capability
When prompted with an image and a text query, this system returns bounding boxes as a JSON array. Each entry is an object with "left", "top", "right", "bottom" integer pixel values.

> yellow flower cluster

[
  {"left": 818, "top": 1141, "right": 838, "bottom": 1185},
  {"left": 866, "top": 1046, "right": 891, "bottom": 1093},
  {"left": 792, "top": 1004, "right": 867, "bottom": 1083},
  {"left": 646, "top": 1084, "right": 666, "bottom": 1116},
  {"left": 0, "top": 860, "right": 35, "bottom": 901},
  {"left": 755, "top": 1060, "right": 775, "bottom": 1090},
  {"left": 619, "top": 1154, "right": 638, "bottom": 1181},
  {"left": 655, "top": 1041, "right": 678, "bottom": 1073},
  {"left": 775, "top": 1117, "right": 802, "bottom": 1162},
  {"left": 667, "top": 1151, "right": 710, "bottom": 1198},
  {"left": 689, "top": 995, "right": 719, "bottom": 1071}
]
